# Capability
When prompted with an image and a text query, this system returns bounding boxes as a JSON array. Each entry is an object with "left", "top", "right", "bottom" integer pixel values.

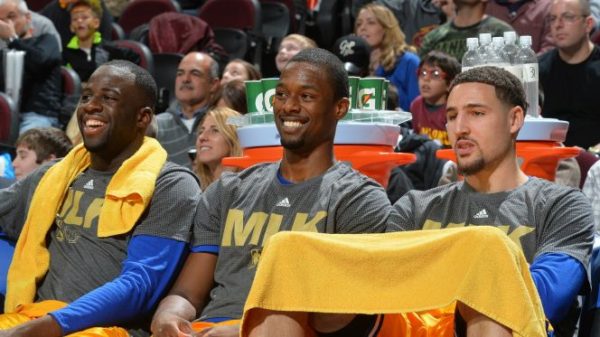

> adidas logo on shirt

[
  {"left": 276, "top": 197, "right": 291, "bottom": 207},
  {"left": 83, "top": 179, "right": 94, "bottom": 190},
  {"left": 473, "top": 209, "right": 488, "bottom": 219}
]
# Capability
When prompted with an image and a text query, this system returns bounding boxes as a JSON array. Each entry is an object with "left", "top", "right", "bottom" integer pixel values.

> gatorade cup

[
  {"left": 245, "top": 80, "right": 264, "bottom": 113},
  {"left": 261, "top": 78, "right": 279, "bottom": 113},
  {"left": 348, "top": 76, "right": 360, "bottom": 110},
  {"left": 382, "top": 80, "right": 390, "bottom": 110},
  {"left": 358, "top": 77, "right": 385, "bottom": 110}
]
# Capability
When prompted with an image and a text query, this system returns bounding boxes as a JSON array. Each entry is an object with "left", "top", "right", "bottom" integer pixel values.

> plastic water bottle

[
  {"left": 487, "top": 37, "right": 510, "bottom": 68},
  {"left": 477, "top": 33, "right": 492, "bottom": 63},
  {"left": 502, "top": 31, "right": 519, "bottom": 64},
  {"left": 515, "top": 36, "right": 539, "bottom": 117},
  {"left": 462, "top": 37, "right": 482, "bottom": 72},
  {"left": 502, "top": 31, "right": 523, "bottom": 81}
]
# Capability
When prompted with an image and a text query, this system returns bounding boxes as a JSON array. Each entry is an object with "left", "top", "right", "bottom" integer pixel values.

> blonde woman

[
  {"left": 194, "top": 107, "right": 242, "bottom": 190},
  {"left": 275, "top": 34, "right": 317, "bottom": 72},
  {"left": 355, "top": 3, "right": 420, "bottom": 111}
]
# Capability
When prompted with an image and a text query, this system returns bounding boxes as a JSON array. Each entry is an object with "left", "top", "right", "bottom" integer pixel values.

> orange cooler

[{"left": 222, "top": 122, "right": 415, "bottom": 188}]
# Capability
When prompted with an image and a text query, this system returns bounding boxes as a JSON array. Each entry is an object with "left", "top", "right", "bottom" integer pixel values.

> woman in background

[
  {"left": 355, "top": 3, "right": 420, "bottom": 111},
  {"left": 221, "top": 59, "right": 261, "bottom": 85},
  {"left": 194, "top": 107, "right": 243, "bottom": 190}
]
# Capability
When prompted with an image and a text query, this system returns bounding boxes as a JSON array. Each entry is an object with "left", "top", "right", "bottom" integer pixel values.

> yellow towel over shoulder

[{"left": 5, "top": 137, "right": 167, "bottom": 312}]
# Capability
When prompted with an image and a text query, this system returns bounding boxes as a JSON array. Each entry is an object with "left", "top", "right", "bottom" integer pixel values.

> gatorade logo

[
  {"left": 254, "top": 93, "right": 264, "bottom": 112},
  {"left": 358, "top": 88, "right": 376, "bottom": 109},
  {"left": 264, "top": 88, "right": 276, "bottom": 112}
]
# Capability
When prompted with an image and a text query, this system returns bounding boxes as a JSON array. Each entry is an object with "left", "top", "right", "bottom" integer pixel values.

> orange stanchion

[
  {"left": 436, "top": 141, "right": 580, "bottom": 181},
  {"left": 222, "top": 145, "right": 416, "bottom": 188}
]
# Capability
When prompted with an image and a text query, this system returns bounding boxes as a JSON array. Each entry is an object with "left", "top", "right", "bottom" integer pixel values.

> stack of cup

[{"left": 245, "top": 78, "right": 279, "bottom": 124}]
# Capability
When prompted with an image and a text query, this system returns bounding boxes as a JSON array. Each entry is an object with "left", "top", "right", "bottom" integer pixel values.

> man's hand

[
  {"left": 0, "top": 19, "right": 16, "bottom": 41},
  {"left": 194, "top": 324, "right": 239, "bottom": 337},
  {"left": 151, "top": 311, "right": 195, "bottom": 337}
]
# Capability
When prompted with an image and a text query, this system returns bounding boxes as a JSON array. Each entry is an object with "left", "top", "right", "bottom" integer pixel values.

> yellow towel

[
  {"left": 5, "top": 137, "right": 167, "bottom": 312},
  {"left": 241, "top": 227, "right": 547, "bottom": 337}
]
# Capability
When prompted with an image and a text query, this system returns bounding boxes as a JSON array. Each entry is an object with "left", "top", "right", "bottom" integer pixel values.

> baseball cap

[{"left": 332, "top": 35, "right": 372, "bottom": 77}]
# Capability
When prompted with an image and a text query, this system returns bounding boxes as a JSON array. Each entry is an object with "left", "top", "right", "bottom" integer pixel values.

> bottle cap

[
  {"left": 466, "top": 37, "right": 479, "bottom": 49},
  {"left": 492, "top": 36, "right": 505, "bottom": 48},
  {"left": 519, "top": 35, "right": 532, "bottom": 47},
  {"left": 503, "top": 31, "right": 517, "bottom": 44},
  {"left": 479, "top": 33, "right": 492, "bottom": 45}
]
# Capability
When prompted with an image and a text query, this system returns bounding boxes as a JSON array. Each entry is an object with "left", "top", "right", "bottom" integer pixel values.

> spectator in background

[
  {"left": 355, "top": 3, "right": 420, "bottom": 111},
  {"left": 62, "top": 0, "right": 139, "bottom": 82},
  {"left": 40, "top": 0, "right": 113, "bottom": 49},
  {"left": 216, "top": 79, "right": 249, "bottom": 114},
  {"left": 193, "top": 107, "right": 242, "bottom": 190},
  {"left": 332, "top": 34, "right": 372, "bottom": 77},
  {"left": 419, "top": 0, "right": 513, "bottom": 61},
  {"left": 0, "top": 11, "right": 62, "bottom": 49},
  {"left": 12, "top": 127, "right": 72, "bottom": 181},
  {"left": 410, "top": 50, "right": 461, "bottom": 147},
  {"left": 0, "top": 0, "right": 63, "bottom": 133},
  {"left": 486, "top": 0, "right": 554, "bottom": 53},
  {"left": 221, "top": 58, "right": 261, "bottom": 85},
  {"left": 275, "top": 33, "right": 317, "bottom": 73},
  {"left": 156, "top": 52, "right": 220, "bottom": 167},
  {"left": 539, "top": 0, "right": 600, "bottom": 150},
  {"left": 352, "top": 0, "right": 450, "bottom": 49}
]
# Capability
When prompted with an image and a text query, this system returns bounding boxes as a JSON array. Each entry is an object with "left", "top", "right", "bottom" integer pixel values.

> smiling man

[
  {"left": 150, "top": 48, "right": 395, "bottom": 337},
  {"left": 0, "top": 60, "right": 200, "bottom": 337}
]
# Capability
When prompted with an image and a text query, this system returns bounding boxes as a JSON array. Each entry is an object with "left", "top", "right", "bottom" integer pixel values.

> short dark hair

[
  {"left": 288, "top": 48, "right": 349, "bottom": 101},
  {"left": 16, "top": 127, "right": 72, "bottom": 163},
  {"left": 419, "top": 51, "right": 461, "bottom": 85},
  {"left": 103, "top": 60, "right": 158, "bottom": 111},
  {"left": 449, "top": 66, "right": 527, "bottom": 111}
]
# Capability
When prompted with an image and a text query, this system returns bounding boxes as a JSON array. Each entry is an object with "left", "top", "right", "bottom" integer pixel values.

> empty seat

[
  {"left": 111, "top": 22, "right": 126, "bottom": 41},
  {"left": 0, "top": 92, "right": 18, "bottom": 145},
  {"left": 260, "top": 1, "right": 290, "bottom": 54},
  {"left": 118, "top": 0, "right": 181, "bottom": 37},
  {"left": 213, "top": 27, "right": 249, "bottom": 60},
  {"left": 198, "top": 0, "right": 262, "bottom": 66},
  {"left": 153, "top": 53, "right": 184, "bottom": 112},
  {"left": 113, "top": 40, "right": 155, "bottom": 73},
  {"left": 59, "top": 66, "right": 82, "bottom": 127}
]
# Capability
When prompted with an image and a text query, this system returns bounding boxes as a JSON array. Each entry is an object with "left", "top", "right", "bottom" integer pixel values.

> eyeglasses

[
  {"left": 546, "top": 13, "right": 587, "bottom": 24},
  {"left": 418, "top": 68, "right": 446, "bottom": 80}
]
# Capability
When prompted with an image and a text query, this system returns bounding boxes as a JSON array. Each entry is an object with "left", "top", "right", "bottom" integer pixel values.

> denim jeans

[{"left": 19, "top": 112, "right": 60, "bottom": 134}]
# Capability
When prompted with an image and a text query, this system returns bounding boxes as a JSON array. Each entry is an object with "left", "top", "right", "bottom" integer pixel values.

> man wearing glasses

[{"left": 539, "top": 0, "right": 600, "bottom": 150}]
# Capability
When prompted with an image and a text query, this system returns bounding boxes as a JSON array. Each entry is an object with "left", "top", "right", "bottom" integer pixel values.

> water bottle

[
  {"left": 462, "top": 37, "right": 482, "bottom": 72},
  {"left": 502, "top": 31, "right": 519, "bottom": 64},
  {"left": 477, "top": 33, "right": 492, "bottom": 63},
  {"left": 487, "top": 37, "right": 510, "bottom": 68},
  {"left": 502, "top": 31, "right": 523, "bottom": 81},
  {"left": 515, "top": 36, "right": 539, "bottom": 117}
]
